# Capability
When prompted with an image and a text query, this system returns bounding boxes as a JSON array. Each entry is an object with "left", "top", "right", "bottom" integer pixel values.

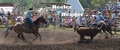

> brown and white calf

[{"left": 74, "top": 26, "right": 101, "bottom": 43}]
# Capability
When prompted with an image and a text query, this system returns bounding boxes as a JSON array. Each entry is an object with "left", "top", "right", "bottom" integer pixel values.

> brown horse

[
  {"left": 97, "top": 21, "right": 113, "bottom": 38},
  {"left": 5, "top": 16, "right": 47, "bottom": 43}
]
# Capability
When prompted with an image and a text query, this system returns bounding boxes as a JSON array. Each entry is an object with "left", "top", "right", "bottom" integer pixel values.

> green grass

[{"left": 0, "top": 25, "right": 6, "bottom": 28}]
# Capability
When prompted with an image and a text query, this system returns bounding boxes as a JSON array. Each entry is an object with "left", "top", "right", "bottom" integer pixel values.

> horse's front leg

[
  {"left": 103, "top": 31, "right": 109, "bottom": 39},
  {"left": 108, "top": 30, "right": 114, "bottom": 38},
  {"left": 32, "top": 33, "right": 38, "bottom": 41},
  {"left": 20, "top": 33, "right": 32, "bottom": 44},
  {"left": 37, "top": 32, "right": 42, "bottom": 41}
]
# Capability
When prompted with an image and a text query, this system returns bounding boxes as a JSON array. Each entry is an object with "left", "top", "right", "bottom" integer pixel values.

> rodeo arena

[{"left": 0, "top": 0, "right": 120, "bottom": 50}]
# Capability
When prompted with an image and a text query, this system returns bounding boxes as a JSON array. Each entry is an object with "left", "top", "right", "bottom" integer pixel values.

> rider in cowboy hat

[{"left": 25, "top": 8, "right": 35, "bottom": 32}]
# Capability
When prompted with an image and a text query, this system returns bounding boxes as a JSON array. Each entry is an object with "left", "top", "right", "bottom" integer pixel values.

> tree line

[
  {"left": 80, "top": 0, "right": 115, "bottom": 9},
  {"left": 0, "top": 0, "right": 115, "bottom": 12}
]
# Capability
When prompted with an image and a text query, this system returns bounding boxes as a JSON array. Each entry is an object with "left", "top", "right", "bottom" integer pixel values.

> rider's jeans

[{"left": 26, "top": 18, "right": 33, "bottom": 30}]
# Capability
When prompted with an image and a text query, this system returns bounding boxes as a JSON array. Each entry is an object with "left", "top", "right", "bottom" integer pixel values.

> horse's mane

[{"left": 33, "top": 16, "right": 43, "bottom": 25}]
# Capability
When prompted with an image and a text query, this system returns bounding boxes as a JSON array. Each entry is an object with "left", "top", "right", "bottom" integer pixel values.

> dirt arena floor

[{"left": 0, "top": 28, "right": 120, "bottom": 50}]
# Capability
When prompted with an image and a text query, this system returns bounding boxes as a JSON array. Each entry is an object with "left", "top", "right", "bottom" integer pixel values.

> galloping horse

[
  {"left": 5, "top": 16, "right": 47, "bottom": 43},
  {"left": 97, "top": 21, "right": 113, "bottom": 38}
]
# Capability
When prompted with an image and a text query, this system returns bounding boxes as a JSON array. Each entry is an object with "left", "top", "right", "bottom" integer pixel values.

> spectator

[
  {"left": 105, "top": 4, "right": 109, "bottom": 10},
  {"left": 12, "top": 4, "right": 16, "bottom": 13},
  {"left": 6, "top": 11, "right": 12, "bottom": 20},
  {"left": 80, "top": 14, "right": 86, "bottom": 26},
  {"left": 114, "top": 22, "right": 117, "bottom": 34},
  {"left": 16, "top": 3, "right": 21, "bottom": 16},
  {"left": 104, "top": 16, "right": 110, "bottom": 25},
  {"left": 113, "top": 1, "right": 118, "bottom": 12},
  {"left": 0, "top": 8, "right": 4, "bottom": 18},
  {"left": 108, "top": 1, "right": 113, "bottom": 11},
  {"left": 16, "top": 15, "right": 24, "bottom": 23},
  {"left": 118, "top": 13, "right": 120, "bottom": 20},
  {"left": 63, "top": 16, "right": 70, "bottom": 27},
  {"left": 96, "top": 12, "right": 104, "bottom": 23},
  {"left": 89, "top": 17, "right": 97, "bottom": 27},
  {"left": 97, "top": 5, "right": 102, "bottom": 12}
]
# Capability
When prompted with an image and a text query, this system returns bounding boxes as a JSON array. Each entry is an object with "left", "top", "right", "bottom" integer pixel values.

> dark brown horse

[
  {"left": 5, "top": 16, "right": 47, "bottom": 43},
  {"left": 97, "top": 21, "right": 113, "bottom": 38}
]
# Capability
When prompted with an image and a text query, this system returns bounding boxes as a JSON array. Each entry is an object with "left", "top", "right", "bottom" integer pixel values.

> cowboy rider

[{"left": 25, "top": 8, "right": 35, "bottom": 32}]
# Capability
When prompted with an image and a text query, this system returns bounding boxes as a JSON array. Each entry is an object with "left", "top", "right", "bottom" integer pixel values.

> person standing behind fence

[
  {"left": 97, "top": 5, "right": 102, "bottom": 12},
  {"left": 16, "top": 14, "right": 24, "bottom": 23},
  {"left": 89, "top": 17, "right": 97, "bottom": 27},
  {"left": 114, "top": 22, "right": 117, "bottom": 34},
  {"left": 117, "top": 0, "right": 120, "bottom": 12},
  {"left": 0, "top": 8, "right": 4, "bottom": 18},
  {"left": 96, "top": 12, "right": 104, "bottom": 23},
  {"left": 80, "top": 14, "right": 86, "bottom": 26},
  {"left": 6, "top": 11, "right": 12, "bottom": 20},
  {"left": 108, "top": 1, "right": 113, "bottom": 11},
  {"left": 16, "top": 3, "right": 21, "bottom": 16},
  {"left": 12, "top": 4, "right": 17, "bottom": 19}
]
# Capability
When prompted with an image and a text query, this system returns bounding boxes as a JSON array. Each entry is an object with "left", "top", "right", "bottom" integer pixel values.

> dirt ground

[{"left": 0, "top": 28, "right": 120, "bottom": 50}]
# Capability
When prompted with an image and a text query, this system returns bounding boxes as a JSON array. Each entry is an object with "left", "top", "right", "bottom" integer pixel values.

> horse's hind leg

[
  {"left": 17, "top": 33, "right": 27, "bottom": 42},
  {"left": 21, "top": 33, "right": 27, "bottom": 42},
  {"left": 4, "top": 28, "right": 9, "bottom": 38},
  {"left": 13, "top": 34, "right": 21, "bottom": 43},
  {"left": 17, "top": 34, "right": 24, "bottom": 40},
  {"left": 20, "top": 33, "right": 32, "bottom": 44}
]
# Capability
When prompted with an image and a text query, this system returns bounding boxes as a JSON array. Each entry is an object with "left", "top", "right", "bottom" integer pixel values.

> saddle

[{"left": 14, "top": 20, "right": 32, "bottom": 31}]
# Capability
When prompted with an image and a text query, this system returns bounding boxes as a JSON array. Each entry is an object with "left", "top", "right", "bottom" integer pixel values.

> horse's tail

[{"left": 4, "top": 26, "right": 14, "bottom": 38}]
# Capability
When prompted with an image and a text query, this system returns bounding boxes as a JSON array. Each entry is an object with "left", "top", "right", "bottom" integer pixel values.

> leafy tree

[
  {"left": 79, "top": 0, "right": 93, "bottom": 8},
  {"left": 91, "top": 0, "right": 105, "bottom": 6}
]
